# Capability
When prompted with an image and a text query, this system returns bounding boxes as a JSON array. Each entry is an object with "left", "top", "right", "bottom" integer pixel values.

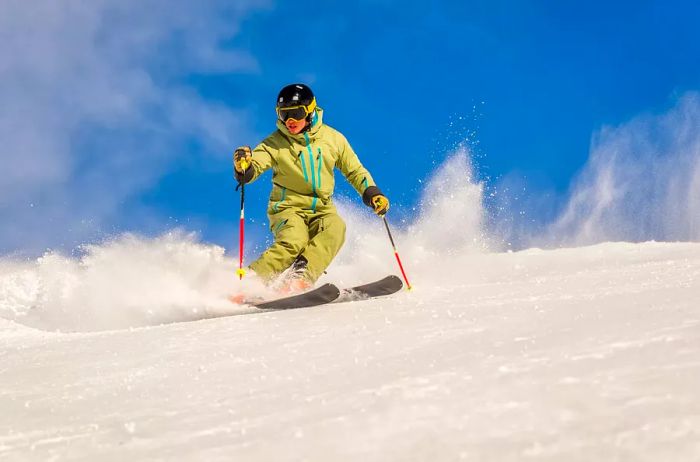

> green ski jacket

[{"left": 238, "top": 109, "right": 381, "bottom": 213}]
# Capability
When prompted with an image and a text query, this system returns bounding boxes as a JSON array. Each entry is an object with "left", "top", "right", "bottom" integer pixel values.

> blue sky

[{"left": 1, "top": 1, "right": 699, "bottom": 255}]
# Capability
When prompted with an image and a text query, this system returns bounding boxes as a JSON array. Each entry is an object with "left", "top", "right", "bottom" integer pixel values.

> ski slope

[
  {"left": 2, "top": 239, "right": 699, "bottom": 461},
  {"left": 2, "top": 150, "right": 700, "bottom": 461}
]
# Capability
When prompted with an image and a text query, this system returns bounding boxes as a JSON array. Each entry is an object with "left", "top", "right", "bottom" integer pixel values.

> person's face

[{"left": 285, "top": 117, "right": 308, "bottom": 135}]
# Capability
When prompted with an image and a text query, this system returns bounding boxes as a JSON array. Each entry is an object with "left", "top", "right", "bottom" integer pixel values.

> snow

[
  {"left": 2, "top": 240, "right": 699, "bottom": 461},
  {"left": 2, "top": 152, "right": 700, "bottom": 460}
]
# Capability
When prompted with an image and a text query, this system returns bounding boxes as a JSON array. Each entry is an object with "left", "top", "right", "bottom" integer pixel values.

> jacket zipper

[
  {"left": 317, "top": 148, "right": 323, "bottom": 190},
  {"left": 303, "top": 132, "right": 319, "bottom": 212}
]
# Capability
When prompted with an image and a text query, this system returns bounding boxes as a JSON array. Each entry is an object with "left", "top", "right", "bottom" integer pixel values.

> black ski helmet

[
  {"left": 277, "top": 83, "right": 314, "bottom": 108},
  {"left": 276, "top": 83, "right": 317, "bottom": 123}
]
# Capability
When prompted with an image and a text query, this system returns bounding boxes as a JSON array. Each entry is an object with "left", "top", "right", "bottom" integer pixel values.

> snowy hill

[{"left": 2, "top": 240, "right": 699, "bottom": 461}]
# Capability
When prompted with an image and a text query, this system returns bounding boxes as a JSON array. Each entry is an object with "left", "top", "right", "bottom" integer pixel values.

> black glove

[{"left": 362, "top": 185, "right": 390, "bottom": 216}]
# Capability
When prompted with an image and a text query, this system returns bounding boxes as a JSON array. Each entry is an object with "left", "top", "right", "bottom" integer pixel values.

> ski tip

[{"left": 387, "top": 274, "right": 411, "bottom": 291}]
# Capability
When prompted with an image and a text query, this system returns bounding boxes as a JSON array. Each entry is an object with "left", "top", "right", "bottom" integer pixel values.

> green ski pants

[{"left": 249, "top": 202, "right": 346, "bottom": 283}]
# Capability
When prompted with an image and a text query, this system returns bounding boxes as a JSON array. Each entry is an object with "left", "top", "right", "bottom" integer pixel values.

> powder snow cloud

[
  {"left": 547, "top": 92, "right": 700, "bottom": 244},
  {"left": 490, "top": 92, "right": 700, "bottom": 248}
]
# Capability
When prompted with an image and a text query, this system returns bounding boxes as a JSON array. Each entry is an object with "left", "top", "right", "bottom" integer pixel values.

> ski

[
  {"left": 253, "top": 283, "right": 341, "bottom": 310},
  {"left": 336, "top": 275, "right": 404, "bottom": 302},
  {"left": 247, "top": 275, "right": 403, "bottom": 311}
]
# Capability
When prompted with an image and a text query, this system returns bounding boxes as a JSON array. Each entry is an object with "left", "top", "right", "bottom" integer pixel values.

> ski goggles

[{"left": 276, "top": 98, "right": 317, "bottom": 122}]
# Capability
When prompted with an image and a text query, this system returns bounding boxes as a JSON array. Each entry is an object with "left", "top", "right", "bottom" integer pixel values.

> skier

[{"left": 233, "top": 83, "right": 390, "bottom": 292}]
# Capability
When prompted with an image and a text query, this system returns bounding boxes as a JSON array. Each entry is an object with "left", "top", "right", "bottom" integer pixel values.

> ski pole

[
  {"left": 236, "top": 159, "right": 249, "bottom": 280},
  {"left": 382, "top": 216, "right": 412, "bottom": 290}
]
